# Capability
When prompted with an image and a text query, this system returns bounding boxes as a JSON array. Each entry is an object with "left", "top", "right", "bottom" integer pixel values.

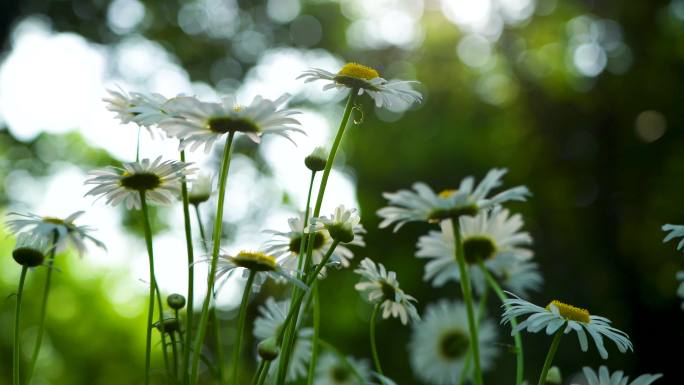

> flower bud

[
  {"left": 327, "top": 223, "right": 355, "bottom": 243},
  {"left": 167, "top": 293, "right": 186, "bottom": 310},
  {"left": 304, "top": 147, "right": 327, "bottom": 172},
  {"left": 154, "top": 318, "right": 180, "bottom": 333},
  {"left": 12, "top": 233, "right": 50, "bottom": 267},
  {"left": 257, "top": 337, "right": 280, "bottom": 361},
  {"left": 545, "top": 366, "right": 562, "bottom": 385}
]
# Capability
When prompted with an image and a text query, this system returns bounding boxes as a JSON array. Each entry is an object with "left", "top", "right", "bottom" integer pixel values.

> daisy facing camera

[
  {"left": 167, "top": 293, "right": 186, "bottom": 310},
  {"left": 12, "top": 233, "right": 51, "bottom": 267}
]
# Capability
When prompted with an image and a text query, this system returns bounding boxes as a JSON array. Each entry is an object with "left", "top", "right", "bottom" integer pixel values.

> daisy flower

[
  {"left": 416, "top": 208, "right": 539, "bottom": 295},
  {"left": 159, "top": 94, "right": 303, "bottom": 153},
  {"left": 378, "top": 168, "right": 530, "bottom": 231},
  {"left": 298, "top": 62, "right": 422, "bottom": 108},
  {"left": 206, "top": 250, "right": 305, "bottom": 293},
  {"left": 84, "top": 156, "right": 196, "bottom": 210},
  {"left": 662, "top": 224, "right": 684, "bottom": 251},
  {"left": 254, "top": 297, "right": 312, "bottom": 382},
  {"left": 263, "top": 211, "right": 365, "bottom": 271},
  {"left": 6, "top": 211, "right": 105, "bottom": 256},
  {"left": 354, "top": 258, "right": 419, "bottom": 325},
  {"left": 103, "top": 88, "right": 169, "bottom": 130},
  {"left": 188, "top": 172, "right": 213, "bottom": 206},
  {"left": 12, "top": 233, "right": 52, "bottom": 267},
  {"left": 409, "top": 300, "right": 498, "bottom": 385},
  {"left": 501, "top": 294, "right": 633, "bottom": 359},
  {"left": 315, "top": 352, "right": 371, "bottom": 385},
  {"left": 577, "top": 366, "right": 662, "bottom": 385},
  {"left": 313, "top": 205, "right": 364, "bottom": 244}
]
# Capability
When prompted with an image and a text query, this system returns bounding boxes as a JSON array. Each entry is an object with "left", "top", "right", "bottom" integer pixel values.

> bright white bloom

[
  {"left": 315, "top": 352, "right": 371, "bottom": 385},
  {"left": 409, "top": 300, "right": 498, "bottom": 385},
  {"left": 103, "top": 88, "right": 170, "bottom": 130},
  {"left": 6, "top": 211, "right": 105, "bottom": 255},
  {"left": 502, "top": 293, "right": 633, "bottom": 359},
  {"left": 159, "top": 94, "right": 303, "bottom": 153},
  {"left": 84, "top": 156, "right": 196, "bottom": 210},
  {"left": 378, "top": 168, "right": 530, "bottom": 231},
  {"left": 662, "top": 224, "right": 684, "bottom": 251},
  {"left": 313, "top": 205, "right": 364, "bottom": 244},
  {"left": 188, "top": 172, "right": 213, "bottom": 205},
  {"left": 354, "top": 258, "right": 419, "bottom": 325},
  {"left": 263, "top": 211, "right": 365, "bottom": 273},
  {"left": 254, "top": 297, "right": 312, "bottom": 382},
  {"left": 205, "top": 250, "right": 305, "bottom": 293},
  {"left": 576, "top": 366, "right": 662, "bottom": 385},
  {"left": 416, "top": 208, "right": 540, "bottom": 295},
  {"left": 298, "top": 63, "right": 422, "bottom": 108}
]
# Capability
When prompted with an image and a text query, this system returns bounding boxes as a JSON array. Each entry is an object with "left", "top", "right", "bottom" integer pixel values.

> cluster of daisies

[{"left": 4, "top": 60, "right": 667, "bottom": 385}]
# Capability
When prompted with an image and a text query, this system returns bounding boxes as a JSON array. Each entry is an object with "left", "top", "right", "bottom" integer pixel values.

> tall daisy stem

[
  {"left": 26, "top": 230, "right": 59, "bottom": 384},
  {"left": 479, "top": 263, "right": 524, "bottom": 385},
  {"left": 229, "top": 270, "right": 256, "bottom": 385},
  {"left": 254, "top": 361, "right": 272, "bottom": 385},
  {"left": 451, "top": 219, "right": 483, "bottom": 385},
  {"left": 140, "top": 192, "right": 172, "bottom": 384},
  {"left": 13, "top": 266, "right": 28, "bottom": 385},
  {"left": 190, "top": 131, "right": 236, "bottom": 385},
  {"left": 180, "top": 150, "right": 195, "bottom": 385},
  {"left": 457, "top": 286, "right": 489, "bottom": 385},
  {"left": 250, "top": 360, "right": 268, "bottom": 385},
  {"left": 369, "top": 302, "right": 384, "bottom": 375},
  {"left": 305, "top": 284, "right": 320, "bottom": 385},
  {"left": 194, "top": 203, "right": 225, "bottom": 382},
  {"left": 275, "top": 88, "right": 358, "bottom": 385},
  {"left": 537, "top": 328, "right": 563, "bottom": 385}
]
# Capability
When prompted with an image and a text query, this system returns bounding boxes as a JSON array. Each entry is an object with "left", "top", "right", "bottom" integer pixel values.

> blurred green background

[{"left": 1, "top": 0, "right": 683, "bottom": 384}]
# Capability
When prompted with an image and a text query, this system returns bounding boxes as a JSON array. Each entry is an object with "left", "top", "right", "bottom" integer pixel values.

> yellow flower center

[
  {"left": 338, "top": 63, "right": 380, "bottom": 80},
  {"left": 42, "top": 216, "right": 65, "bottom": 225},
  {"left": 232, "top": 251, "right": 278, "bottom": 272},
  {"left": 438, "top": 189, "right": 457, "bottom": 199},
  {"left": 546, "top": 300, "right": 590, "bottom": 323},
  {"left": 233, "top": 105, "right": 244, "bottom": 112}
]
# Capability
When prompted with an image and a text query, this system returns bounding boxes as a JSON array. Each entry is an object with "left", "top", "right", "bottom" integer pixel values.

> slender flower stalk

[
  {"left": 26, "top": 230, "right": 59, "bottom": 384},
  {"left": 230, "top": 271, "right": 257, "bottom": 385},
  {"left": 13, "top": 267, "right": 28, "bottom": 385},
  {"left": 274, "top": 92, "right": 358, "bottom": 385},
  {"left": 452, "top": 219, "right": 483, "bottom": 385},
  {"left": 179, "top": 150, "right": 195, "bottom": 385},
  {"left": 479, "top": 262, "right": 524, "bottom": 385},
  {"left": 369, "top": 302, "right": 384, "bottom": 375},
  {"left": 140, "top": 192, "right": 171, "bottom": 385},
  {"left": 537, "top": 328, "right": 564, "bottom": 385},
  {"left": 190, "top": 132, "right": 236, "bottom": 385},
  {"left": 306, "top": 285, "right": 321, "bottom": 385}
]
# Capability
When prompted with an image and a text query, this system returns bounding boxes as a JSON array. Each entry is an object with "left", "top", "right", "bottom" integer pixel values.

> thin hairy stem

[
  {"left": 230, "top": 271, "right": 257, "bottom": 385},
  {"left": 13, "top": 266, "right": 28, "bottom": 385},
  {"left": 180, "top": 150, "right": 195, "bottom": 385},
  {"left": 305, "top": 284, "right": 320, "bottom": 385},
  {"left": 369, "top": 302, "right": 384, "bottom": 375},
  {"left": 537, "top": 327, "right": 564, "bottom": 385}
]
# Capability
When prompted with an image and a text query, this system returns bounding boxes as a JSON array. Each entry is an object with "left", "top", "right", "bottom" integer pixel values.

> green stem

[
  {"left": 369, "top": 302, "right": 384, "bottom": 375},
  {"left": 180, "top": 150, "right": 195, "bottom": 385},
  {"left": 296, "top": 171, "right": 317, "bottom": 277},
  {"left": 250, "top": 360, "right": 267, "bottom": 385},
  {"left": 13, "top": 266, "right": 28, "bottom": 385},
  {"left": 275, "top": 240, "right": 340, "bottom": 385},
  {"left": 26, "top": 230, "right": 59, "bottom": 384},
  {"left": 140, "top": 192, "right": 172, "bottom": 384},
  {"left": 451, "top": 219, "right": 483, "bottom": 385},
  {"left": 136, "top": 126, "right": 141, "bottom": 162},
  {"left": 254, "top": 361, "right": 272, "bottom": 385},
  {"left": 275, "top": 90, "right": 357, "bottom": 385},
  {"left": 194, "top": 204, "right": 225, "bottom": 383},
  {"left": 537, "top": 328, "right": 564, "bottom": 385},
  {"left": 230, "top": 271, "right": 256, "bottom": 385},
  {"left": 190, "top": 132, "right": 236, "bottom": 385},
  {"left": 306, "top": 284, "right": 320, "bottom": 385},
  {"left": 457, "top": 285, "right": 489, "bottom": 385},
  {"left": 171, "top": 332, "right": 179, "bottom": 381},
  {"left": 480, "top": 262, "right": 524, "bottom": 385}
]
